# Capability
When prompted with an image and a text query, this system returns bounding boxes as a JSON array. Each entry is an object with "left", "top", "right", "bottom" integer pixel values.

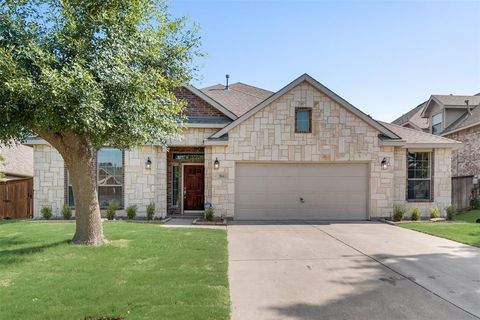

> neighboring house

[
  {"left": 0, "top": 144, "right": 33, "bottom": 180},
  {"left": 393, "top": 93, "right": 480, "bottom": 209},
  {"left": 392, "top": 101, "right": 429, "bottom": 132},
  {"left": 0, "top": 144, "right": 34, "bottom": 219},
  {"left": 27, "top": 74, "right": 460, "bottom": 219}
]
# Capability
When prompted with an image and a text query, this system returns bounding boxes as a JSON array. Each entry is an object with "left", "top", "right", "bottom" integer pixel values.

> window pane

[
  {"left": 98, "top": 148, "right": 123, "bottom": 187},
  {"left": 172, "top": 165, "right": 180, "bottom": 207},
  {"left": 432, "top": 113, "right": 442, "bottom": 125},
  {"left": 98, "top": 186, "right": 122, "bottom": 208},
  {"left": 68, "top": 185, "right": 75, "bottom": 207},
  {"left": 173, "top": 154, "right": 204, "bottom": 161},
  {"left": 408, "top": 180, "right": 431, "bottom": 200},
  {"left": 432, "top": 123, "right": 441, "bottom": 135},
  {"left": 408, "top": 152, "right": 430, "bottom": 179},
  {"left": 296, "top": 110, "right": 310, "bottom": 132}
]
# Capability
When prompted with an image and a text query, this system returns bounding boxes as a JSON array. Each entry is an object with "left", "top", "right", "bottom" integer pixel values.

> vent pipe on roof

[
  {"left": 466, "top": 100, "right": 472, "bottom": 114},
  {"left": 225, "top": 74, "right": 230, "bottom": 90}
]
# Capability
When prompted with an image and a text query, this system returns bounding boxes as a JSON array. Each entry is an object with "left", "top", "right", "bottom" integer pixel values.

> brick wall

[
  {"left": 174, "top": 86, "right": 230, "bottom": 118},
  {"left": 444, "top": 125, "right": 480, "bottom": 177}
]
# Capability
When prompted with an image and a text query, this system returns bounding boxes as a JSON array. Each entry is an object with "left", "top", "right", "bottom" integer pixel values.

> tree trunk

[
  {"left": 65, "top": 150, "right": 105, "bottom": 245},
  {"left": 36, "top": 130, "right": 105, "bottom": 245}
]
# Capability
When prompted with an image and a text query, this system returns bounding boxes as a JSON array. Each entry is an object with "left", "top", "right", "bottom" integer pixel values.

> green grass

[
  {"left": 0, "top": 221, "right": 230, "bottom": 320},
  {"left": 454, "top": 209, "right": 480, "bottom": 223},
  {"left": 400, "top": 210, "right": 480, "bottom": 247}
]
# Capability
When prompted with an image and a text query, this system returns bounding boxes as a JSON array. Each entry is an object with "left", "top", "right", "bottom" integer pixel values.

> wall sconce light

[
  {"left": 214, "top": 158, "right": 220, "bottom": 170},
  {"left": 381, "top": 157, "right": 390, "bottom": 170},
  {"left": 145, "top": 157, "right": 152, "bottom": 170}
]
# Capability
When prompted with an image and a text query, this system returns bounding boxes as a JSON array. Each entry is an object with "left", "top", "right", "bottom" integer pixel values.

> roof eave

[{"left": 441, "top": 121, "right": 480, "bottom": 136}]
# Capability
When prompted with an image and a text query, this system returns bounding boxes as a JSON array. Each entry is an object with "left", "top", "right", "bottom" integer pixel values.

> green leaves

[{"left": 0, "top": 0, "right": 200, "bottom": 148}]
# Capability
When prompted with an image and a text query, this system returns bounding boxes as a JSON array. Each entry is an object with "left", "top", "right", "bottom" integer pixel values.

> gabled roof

[
  {"left": 210, "top": 74, "right": 401, "bottom": 140},
  {"left": 421, "top": 94, "right": 480, "bottom": 117},
  {"left": 380, "top": 122, "right": 461, "bottom": 148},
  {"left": 183, "top": 85, "right": 238, "bottom": 120},
  {"left": 392, "top": 101, "right": 429, "bottom": 130},
  {"left": 442, "top": 105, "right": 480, "bottom": 135},
  {"left": 201, "top": 82, "right": 273, "bottom": 117}
]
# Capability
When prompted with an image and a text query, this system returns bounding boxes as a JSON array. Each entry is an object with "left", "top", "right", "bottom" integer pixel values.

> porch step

[{"left": 167, "top": 213, "right": 203, "bottom": 219}]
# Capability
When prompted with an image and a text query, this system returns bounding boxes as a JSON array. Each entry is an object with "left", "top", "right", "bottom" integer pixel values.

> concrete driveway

[{"left": 228, "top": 221, "right": 480, "bottom": 320}]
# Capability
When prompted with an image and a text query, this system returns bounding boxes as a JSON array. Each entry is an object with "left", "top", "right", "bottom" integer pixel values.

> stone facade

[
  {"left": 31, "top": 80, "right": 454, "bottom": 220},
  {"left": 444, "top": 125, "right": 480, "bottom": 178},
  {"left": 33, "top": 145, "right": 65, "bottom": 216},
  {"left": 209, "top": 81, "right": 452, "bottom": 218}
]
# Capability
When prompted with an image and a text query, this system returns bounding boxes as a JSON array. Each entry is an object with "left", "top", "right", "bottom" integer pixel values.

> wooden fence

[
  {"left": 452, "top": 176, "right": 473, "bottom": 211},
  {"left": 0, "top": 178, "right": 33, "bottom": 219}
]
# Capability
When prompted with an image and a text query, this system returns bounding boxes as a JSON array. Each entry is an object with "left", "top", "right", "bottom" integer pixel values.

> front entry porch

[{"left": 167, "top": 147, "right": 206, "bottom": 216}]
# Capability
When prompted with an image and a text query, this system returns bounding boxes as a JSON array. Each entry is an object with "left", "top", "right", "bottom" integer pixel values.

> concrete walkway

[{"left": 228, "top": 221, "right": 480, "bottom": 320}]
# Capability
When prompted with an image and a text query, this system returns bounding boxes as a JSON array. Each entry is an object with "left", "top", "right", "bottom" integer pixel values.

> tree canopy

[{"left": 0, "top": 0, "right": 201, "bottom": 148}]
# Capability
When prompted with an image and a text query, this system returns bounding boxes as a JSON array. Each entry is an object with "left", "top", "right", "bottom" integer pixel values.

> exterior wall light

[
  {"left": 381, "top": 157, "right": 390, "bottom": 170},
  {"left": 214, "top": 158, "right": 220, "bottom": 170},
  {"left": 145, "top": 157, "right": 152, "bottom": 170}
]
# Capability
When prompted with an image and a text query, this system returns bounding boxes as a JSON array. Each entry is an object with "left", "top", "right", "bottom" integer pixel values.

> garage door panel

[{"left": 235, "top": 163, "right": 368, "bottom": 220}]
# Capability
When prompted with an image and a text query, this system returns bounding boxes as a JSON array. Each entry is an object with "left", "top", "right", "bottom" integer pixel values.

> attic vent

[{"left": 225, "top": 74, "right": 230, "bottom": 90}]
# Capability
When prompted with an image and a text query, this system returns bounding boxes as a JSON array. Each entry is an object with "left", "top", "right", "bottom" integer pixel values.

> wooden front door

[{"left": 183, "top": 165, "right": 204, "bottom": 211}]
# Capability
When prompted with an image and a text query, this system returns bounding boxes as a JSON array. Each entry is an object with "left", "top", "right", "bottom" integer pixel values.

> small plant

[
  {"left": 445, "top": 205, "right": 457, "bottom": 221},
  {"left": 41, "top": 206, "right": 53, "bottom": 220},
  {"left": 146, "top": 202, "right": 155, "bottom": 221},
  {"left": 126, "top": 205, "right": 137, "bottom": 220},
  {"left": 472, "top": 196, "right": 480, "bottom": 209},
  {"left": 204, "top": 207, "right": 214, "bottom": 221},
  {"left": 61, "top": 204, "right": 72, "bottom": 220},
  {"left": 106, "top": 200, "right": 119, "bottom": 220},
  {"left": 410, "top": 207, "right": 421, "bottom": 221},
  {"left": 392, "top": 204, "right": 406, "bottom": 222},
  {"left": 429, "top": 207, "right": 441, "bottom": 219}
]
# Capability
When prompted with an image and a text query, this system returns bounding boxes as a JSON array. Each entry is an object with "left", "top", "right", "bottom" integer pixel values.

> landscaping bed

[{"left": 0, "top": 221, "right": 230, "bottom": 320}]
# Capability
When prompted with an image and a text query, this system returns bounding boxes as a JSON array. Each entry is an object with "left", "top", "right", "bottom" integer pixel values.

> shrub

[
  {"left": 126, "top": 205, "right": 137, "bottom": 220},
  {"left": 392, "top": 204, "right": 406, "bottom": 222},
  {"left": 61, "top": 204, "right": 72, "bottom": 220},
  {"left": 205, "top": 207, "right": 214, "bottom": 221},
  {"left": 410, "top": 207, "right": 421, "bottom": 221},
  {"left": 106, "top": 200, "right": 118, "bottom": 220},
  {"left": 445, "top": 205, "right": 457, "bottom": 221},
  {"left": 146, "top": 202, "right": 155, "bottom": 220},
  {"left": 429, "top": 207, "right": 441, "bottom": 219},
  {"left": 472, "top": 196, "right": 480, "bottom": 210},
  {"left": 41, "top": 206, "right": 53, "bottom": 220}
]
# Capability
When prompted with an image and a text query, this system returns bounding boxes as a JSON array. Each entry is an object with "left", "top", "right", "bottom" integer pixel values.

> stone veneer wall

[
  {"left": 393, "top": 148, "right": 452, "bottom": 217},
  {"left": 209, "top": 81, "right": 397, "bottom": 218},
  {"left": 33, "top": 145, "right": 65, "bottom": 216},
  {"left": 444, "top": 125, "right": 480, "bottom": 178}
]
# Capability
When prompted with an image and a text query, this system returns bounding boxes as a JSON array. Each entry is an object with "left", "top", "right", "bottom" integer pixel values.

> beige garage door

[{"left": 235, "top": 163, "right": 368, "bottom": 220}]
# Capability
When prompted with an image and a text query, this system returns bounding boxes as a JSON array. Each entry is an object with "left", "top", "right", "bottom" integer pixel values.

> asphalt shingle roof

[
  {"left": 201, "top": 82, "right": 273, "bottom": 117},
  {"left": 433, "top": 95, "right": 480, "bottom": 107},
  {"left": 380, "top": 122, "right": 460, "bottom": 145},
  {"left": 392, "top": 101, "right": 429, "bottom": 130}
]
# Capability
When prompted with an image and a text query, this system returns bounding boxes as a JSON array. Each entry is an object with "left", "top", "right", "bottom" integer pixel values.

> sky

[{"left": 169, "top": 0, "right": 480, "bottom": 122}]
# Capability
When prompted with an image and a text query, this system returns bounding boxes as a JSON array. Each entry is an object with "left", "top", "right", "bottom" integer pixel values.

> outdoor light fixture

[
  {"left": 145, "top": 157, "right": 152, "bottom": 170},
  {"left": 381, "top": 157, "right": 390, "bottom": 170},
  {"left": 214, "top": 158, "right": 220, "bottom": 170}
]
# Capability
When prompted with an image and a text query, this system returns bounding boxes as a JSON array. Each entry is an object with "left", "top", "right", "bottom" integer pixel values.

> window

[
  {"left": 172, "top": 164, "right": 180, "bottom": 207},
  {"left": 66, "top": 148, "right": 123, "bottom": 208},
  {"left": 173, "top": 153, "right": 204, "bottom": 161},
  {"left": 432, "top": 113, "right": 442, "bottom": 135},
  {"left": 295, "top": 108, "right": 312, "bottom": 133},
  {"left": 407, "top": 152, "right": 432, "bottom": 200}
]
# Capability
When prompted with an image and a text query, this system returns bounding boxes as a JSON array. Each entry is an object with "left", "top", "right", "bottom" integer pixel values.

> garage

[{"left": 235, "top": 163, "right": 369, "bottom": 220}]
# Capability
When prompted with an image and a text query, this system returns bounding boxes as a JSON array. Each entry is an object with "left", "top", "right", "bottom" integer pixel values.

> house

[
  {"left": 0, "top": 144, "right": 34, "bottom": 218},
  {"left": 393, "top": 93, "right": 480, "bottom": 209},
  {"left": 27, "top": 74, "right": 461, "bottom": 219}
]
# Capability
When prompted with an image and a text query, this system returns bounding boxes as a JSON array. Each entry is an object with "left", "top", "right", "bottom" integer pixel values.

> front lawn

[
  {"left": 0, "top": 221, "right": 230, "bottom": 320},
  {"left": 400, "top": 210, "right": 480, "bottom": 247}
]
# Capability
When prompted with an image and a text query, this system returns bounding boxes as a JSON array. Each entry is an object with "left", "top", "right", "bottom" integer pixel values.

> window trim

[
  {"left": 406, "top": 150, "right": 434, "bottom": 202},
  {"left": 65, "top": 148, "right": 125, "bottom": 209},
  {"left": 295, "top": 107, "right": 312, "bottom": 133}
]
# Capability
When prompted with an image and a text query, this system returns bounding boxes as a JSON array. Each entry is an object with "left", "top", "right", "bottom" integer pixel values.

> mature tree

[{"left": 0, "top": 0, "right": 201, "bottom": 244}]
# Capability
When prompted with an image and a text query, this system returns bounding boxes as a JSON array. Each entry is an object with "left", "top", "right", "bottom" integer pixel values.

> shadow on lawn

[{"left": 0, "top": 240, "right": 70, "bottom": 266}]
